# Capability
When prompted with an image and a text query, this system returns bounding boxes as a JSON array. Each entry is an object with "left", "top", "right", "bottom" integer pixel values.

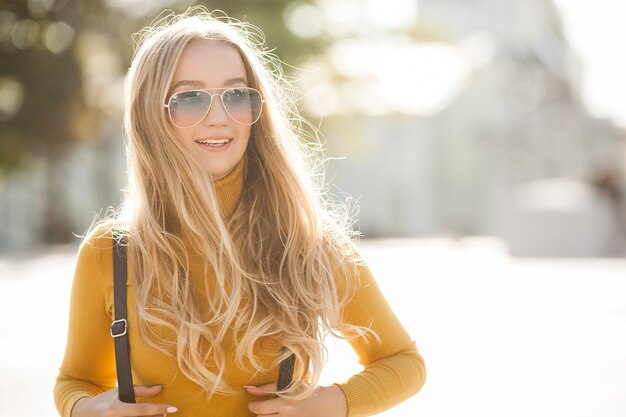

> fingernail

[
  {"left": 167, "top": 406, "right": 178, "bottom": 413},
  {"left": 243, "top": 385, "right": 256, "bottom": 389}
]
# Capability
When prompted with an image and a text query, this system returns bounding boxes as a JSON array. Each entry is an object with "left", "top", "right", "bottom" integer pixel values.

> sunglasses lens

[
  {"left": 168, "top": 90, "right": 212, "bottom": 128},
  {"left": 167, "top": 88, "right": 263, "bottom": 127},
  {"left": 222, "top": 88, "right": 263, "bottom": 125}
]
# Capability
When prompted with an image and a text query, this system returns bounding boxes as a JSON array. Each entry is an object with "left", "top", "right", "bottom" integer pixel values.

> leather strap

[
  {"left": 277, "top": 350, "right": 296, "bottom": 390},
  {"left": 111, "top": 233, "right": 135, "bottom": 403}
]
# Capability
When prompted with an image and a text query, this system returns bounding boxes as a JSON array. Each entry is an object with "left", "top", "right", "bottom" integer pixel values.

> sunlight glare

[
  {"left": 326, "top": 39, "right": 469, "bottom": 116},
  {"left": 552, "top": 0, "right": 626, "bottom": 127}
]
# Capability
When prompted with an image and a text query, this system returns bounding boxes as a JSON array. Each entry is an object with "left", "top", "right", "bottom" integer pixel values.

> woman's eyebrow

[
  {"left": 223, "top": 77, "right": 248, "bottom": 86},
  {"left": 170, "top": 77, "right": 248, "bottom": 91},
  {"left": 170, "top": 80, "right": 203, "bottom": 90}
]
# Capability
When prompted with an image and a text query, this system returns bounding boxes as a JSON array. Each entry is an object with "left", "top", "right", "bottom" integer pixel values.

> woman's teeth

[{"left": 195, "top": 139, "right": 232, "bottom": 147}]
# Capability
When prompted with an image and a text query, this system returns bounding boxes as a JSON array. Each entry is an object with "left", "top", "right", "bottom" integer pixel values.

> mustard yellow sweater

[{"left": 54, "top": 160, "right": 426, "bottom": 417}]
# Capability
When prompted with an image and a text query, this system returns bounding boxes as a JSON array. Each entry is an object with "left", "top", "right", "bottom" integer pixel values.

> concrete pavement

[{"left": 1, "top": 238, "right": 625, "bottom": 417}]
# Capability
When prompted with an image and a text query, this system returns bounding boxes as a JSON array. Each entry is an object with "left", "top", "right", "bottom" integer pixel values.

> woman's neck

[{"left": 213, "top": 157, "right": 246, "bottom": 219}]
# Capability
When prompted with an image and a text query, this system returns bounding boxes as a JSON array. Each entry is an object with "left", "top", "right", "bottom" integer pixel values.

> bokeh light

[
  {"left": 43, "top": 21, "right": 75, "bottom": 54},
  {"left": 0, "top": 77, "right": 24, "bottom": 121},
  {"left": 10, "top": 18, "right": 39, "bottom": 50}
]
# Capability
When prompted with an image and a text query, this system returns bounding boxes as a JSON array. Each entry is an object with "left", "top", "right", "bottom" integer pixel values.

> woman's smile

[{"left": 194, "top": 137, "right": 233, "bottom": 151}]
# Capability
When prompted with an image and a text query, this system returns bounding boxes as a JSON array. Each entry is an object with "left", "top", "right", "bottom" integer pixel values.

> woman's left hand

[{"left": 245, "top": 383, "right": 348, "bottom": 417}]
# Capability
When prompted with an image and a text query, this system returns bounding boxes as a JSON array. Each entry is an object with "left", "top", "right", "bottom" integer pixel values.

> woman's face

[{"left": 168, "top": 40, "right": 252, "bottom": 180}]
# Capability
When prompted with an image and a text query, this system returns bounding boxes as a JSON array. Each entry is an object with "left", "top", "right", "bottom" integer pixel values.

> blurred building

[
  {"left": 0, "top": 131, "right": 125, "bottom": 252},
  {"left": 314, "top": 0, "right": 626, "bottom": 255}
]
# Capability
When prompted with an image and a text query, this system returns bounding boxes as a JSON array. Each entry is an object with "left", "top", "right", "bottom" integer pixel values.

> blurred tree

[
  {"left": 0, "top": 0, "right": 144, "bottom": 243},
  {"left": 0, "top": 0, "right": 319, "bottom": 244}
]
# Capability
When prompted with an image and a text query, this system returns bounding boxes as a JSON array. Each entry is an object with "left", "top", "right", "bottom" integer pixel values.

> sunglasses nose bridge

[{"left": 202, "top": 91, "right": 229, "bottom": 124}]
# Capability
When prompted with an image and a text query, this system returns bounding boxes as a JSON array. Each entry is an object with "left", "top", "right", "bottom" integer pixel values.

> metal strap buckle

[{"left": 110, "top": 319, "right": 128, "bottom": 338}]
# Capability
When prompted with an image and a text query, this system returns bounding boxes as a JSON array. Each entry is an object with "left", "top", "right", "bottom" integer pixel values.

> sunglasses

[{"left": 164, "top": 87, "right": 264, "bottom": 128}]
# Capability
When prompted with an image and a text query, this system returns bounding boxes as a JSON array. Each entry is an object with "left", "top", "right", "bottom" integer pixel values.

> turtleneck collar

[{"left": 213, "top": 156, "right": 245, "bottom": 219}]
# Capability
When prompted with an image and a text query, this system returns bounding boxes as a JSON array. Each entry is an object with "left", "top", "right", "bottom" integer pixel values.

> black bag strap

[
  {"left": 111, "top": 232, "right": 295, "bottom": 398},
  {"left": 111, "top": 233, "right": 136, "bottom": 403},
  {"left": 277, "top": 348, "right": 296, "bottom": 390}
]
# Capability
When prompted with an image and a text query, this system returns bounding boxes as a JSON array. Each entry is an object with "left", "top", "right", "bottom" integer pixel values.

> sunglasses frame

[{"left": 164, "top": 86, "right": 264, "bottom": 128}]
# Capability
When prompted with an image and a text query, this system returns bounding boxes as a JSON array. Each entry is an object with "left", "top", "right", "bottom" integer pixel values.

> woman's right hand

[{"left": 71, "top": 385, "right": 177, "bottom": 417}]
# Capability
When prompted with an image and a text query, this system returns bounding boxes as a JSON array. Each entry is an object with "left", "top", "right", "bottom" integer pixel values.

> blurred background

[
  {"left": 1, "top": 0, "right": 625, "bottom": 256},
  {"left": 2, "top": 1, "right": 626, "bottom": 417}
]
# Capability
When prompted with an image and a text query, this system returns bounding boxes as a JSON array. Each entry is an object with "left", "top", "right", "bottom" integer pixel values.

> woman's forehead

[{"left": 171, "top": 40, "right": 247, "bottom": 89}]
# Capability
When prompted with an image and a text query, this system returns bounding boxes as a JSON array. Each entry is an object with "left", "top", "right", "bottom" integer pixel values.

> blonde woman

[{"left": 54, "top": 8, "right": 425, "bottom": 417}]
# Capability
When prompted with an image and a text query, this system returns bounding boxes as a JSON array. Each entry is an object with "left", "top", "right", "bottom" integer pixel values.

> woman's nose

[{"left": 203, "top": 94, "right": 229, "bottom": 126}]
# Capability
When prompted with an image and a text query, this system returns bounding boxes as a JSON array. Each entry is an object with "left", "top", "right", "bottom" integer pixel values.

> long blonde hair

[{"left": 108, "top": 7, "right": 366, "bottom": 399}]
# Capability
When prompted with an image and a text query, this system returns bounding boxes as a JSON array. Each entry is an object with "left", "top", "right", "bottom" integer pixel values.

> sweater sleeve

[
  {"left": 53, "top": 229, "right": 117, "bottom": 417},
  {"left": 335, "top": 261, "right": 426, "bottom": 417}
]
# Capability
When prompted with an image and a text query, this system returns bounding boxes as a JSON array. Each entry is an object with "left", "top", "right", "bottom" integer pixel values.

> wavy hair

[{"left": 106, "top": 7, "right": 367, "bottom": 399}]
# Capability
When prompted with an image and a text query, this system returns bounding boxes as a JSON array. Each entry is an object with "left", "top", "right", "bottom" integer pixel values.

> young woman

[{"left": 54, "top": 8, "right": 425, "bottom": 417}]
